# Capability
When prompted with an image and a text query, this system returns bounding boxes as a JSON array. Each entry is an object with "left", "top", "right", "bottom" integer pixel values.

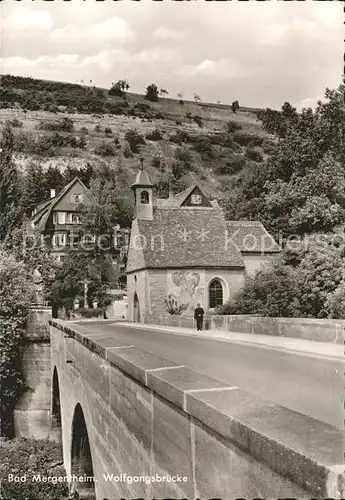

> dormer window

[
  {"left": 140, "top": 191, "right": 149, "bottom": 204},
  {"left": 71, "top": 193, "right": 83, "bottom": 204}
]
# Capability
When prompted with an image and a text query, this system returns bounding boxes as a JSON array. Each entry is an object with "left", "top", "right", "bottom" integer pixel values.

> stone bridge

[{"left": 50, "top": 319, "right": 343, "bottom": 500}]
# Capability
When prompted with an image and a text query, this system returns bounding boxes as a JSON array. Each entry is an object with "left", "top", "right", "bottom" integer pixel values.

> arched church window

[
  {"left": 141, "top": 191, "right": 149, "bottom": 204},
  {"left": 209, "top": 279, "right": 223, "bottom": 308}
]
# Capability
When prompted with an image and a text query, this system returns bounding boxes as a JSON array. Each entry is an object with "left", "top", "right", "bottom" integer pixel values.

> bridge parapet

[{"left": 50, "top": 319, "right": 344, "bottom": 499}]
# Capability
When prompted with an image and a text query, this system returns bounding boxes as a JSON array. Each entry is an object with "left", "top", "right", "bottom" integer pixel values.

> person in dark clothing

[{"left": 194, "top": 303, "right": 205, "bottom": 331}]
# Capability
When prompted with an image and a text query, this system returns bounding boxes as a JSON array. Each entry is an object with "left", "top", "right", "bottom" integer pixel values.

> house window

[
  {"left": 71, "top": 234, "right": 81, "bottom": 245},
  {"left": 82, "top": 234, "right": 96, "bottom": 244},
  {"left": 58, "top": 212, "right": 66, "bottom": 224},
  {"left": 53, "top": 233, "right": 67, "bottom": 247},
  {"left": 140, "top": 191, "right": 149, "bottom": 204},
  {"left": 71, "top": 214, "right": 81, "bottom": 224},
  {"left": 71, "top": 193, "right": 83, "bottom": 204},
  {"left": 209, "top": 279, "right": 223, "bottom": 309},
  {"left": 53, "top": 213, "right": 58, "bottom": 224}
]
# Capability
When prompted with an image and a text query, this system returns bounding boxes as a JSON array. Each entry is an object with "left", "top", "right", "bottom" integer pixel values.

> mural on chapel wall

[{"left": 166, "top": 271, "right": 205, "bottom": 313}]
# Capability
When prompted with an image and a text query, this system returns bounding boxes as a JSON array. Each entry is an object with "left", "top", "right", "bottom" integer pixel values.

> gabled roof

[
  {"left": 31, "top": 177, "right": 89, "bottom": 232},
  {"left": 126, "top": 206, "right": 245, "bottom": 272},
  {"left": 226, "top": 221, "right": 281, "bottom": 253},
  {"left": 155, "top": 183, "right": 215, "bottom": 210}
]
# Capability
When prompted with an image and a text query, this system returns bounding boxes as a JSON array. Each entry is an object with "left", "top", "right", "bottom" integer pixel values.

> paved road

[{"left": 74, "top": 321, "right": 343, "bottom": 429}]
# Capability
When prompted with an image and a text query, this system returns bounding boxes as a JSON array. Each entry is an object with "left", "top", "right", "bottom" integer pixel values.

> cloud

[
  {"left": 3, "top": 9, "right": 53, "bottom": 31},
  {"left": 153, "top": 27, "right": 186, "bottom": 41},
  {"left": 51, "top": 17, "right": 134, "bottom": 44},
  {"left": 178, "top": 58, "right": 247, "bottom": 81},
  {"left": 91, "top": 17, "right": 134, "bottom": 42}
]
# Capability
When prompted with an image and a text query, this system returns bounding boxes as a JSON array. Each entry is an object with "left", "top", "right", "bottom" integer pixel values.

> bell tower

[{"left": 131, "top": 157, "right": 154, "bottom": 221}]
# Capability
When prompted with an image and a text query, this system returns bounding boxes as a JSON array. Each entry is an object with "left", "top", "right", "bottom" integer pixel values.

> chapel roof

[
  {"left": 226, "top": 221, "right": 281, "bottom": 253},
  {"left": 126, "top": 197, "right": 245, "bottom": 272}
]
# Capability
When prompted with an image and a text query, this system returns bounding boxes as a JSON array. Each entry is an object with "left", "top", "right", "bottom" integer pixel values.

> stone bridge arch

[
  {"left": 51, "top": 366, "right": 62, "bottom": 442},
  {"left": 70, "top": 403, "right": 96, "bottom": 499}
]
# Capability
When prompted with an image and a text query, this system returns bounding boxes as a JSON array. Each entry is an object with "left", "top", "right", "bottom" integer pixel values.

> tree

[
  {"left": 220, "top": 261, "right": 301, "bottom": 317},
  {"left": 145, "top": 83, "right": 159, "bottom": 102},
  {"left": 109, "top": 79, "right": 130, "bottom": 97},
  {"left": 223, "top": 84, "right": 345, "bottom": 239},
  {"left": 0, "top": 250, "right": 33, "bottom": 436},
  {"left": 0, "top": 122, "right": 24, "bottom": 241},
  {"left": 44, "top": 166, "right": 64, "bottom": 196},
  {"left": 231, "top": 100, "right": 239, "bottom": 113},
  {"left": 325, "top": 281, "right": 345, "bottom": 319},
  {"left": 193, "top": 93, "right": 201, "bottom": 104},
  {"left": 21, "top": 162, "right": 47, "bottom": 217},
  {"left": 51, "top": 163, "right": 132, "bottom": 315},
  {"left": 288, "top": 237, "right": 343, "bottom": 318},
  {"left": 159, "top": 88, "right": 169, "bottom": 97},
  {"left": 50, "top": 253, "right": 113, "bottom": 315}
]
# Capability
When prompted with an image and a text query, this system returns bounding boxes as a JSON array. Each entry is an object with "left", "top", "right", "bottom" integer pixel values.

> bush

[
  {"left": 122, "top": 141, "right": 133, "bottom": 158},
  {"left": 219, "top": 263, "right": 301, "bottom": 317},
  {"left": 0, "top": 438, "right": 69, "bottom": 499},
  {"left": 152, "top": 156, "right": 161, "bottom": 168},
  {"left": 78, "top": 136, "right": 86, "bottom": 149},
  {"left": 145, "top": 129, "right": 163, "bottom": 141},
  {"left": 94, "top": 140, "right": 116, "bottom": 156},
  {"left": 186, "top": 112, "right": 192, "bottom": 119},
  {"left": 246, "top": 147, "right": 263, "bottom": 162},
  {"left": 79, "top": 126, "right": 89, "bottom": 135},
  {"left": 170, "top": 130, "right": 190, "bottom": 145},
  {"left": 8, "top": 118, "right": 23, "bottom": 128},
  {"left": 108, "top": 103, "right": 128, "bottom": 116},
  {"left": 134, "top": 102, "right": 151, "bottom": 113},
  {"left": 104, "top": 126, "right": 112, "bottom": 135},
  {"left": 325, "top": 282, "right": 345, "bottom": 319},
  {"left": 37, "top": 117, "right": 74, "bottom": 132},
  {"left": 124, "top": 128, "right": 145, "bottom": 153},
  {"left": 94, "top": 124, "right": 101, "bottom": 133},
  {"left": 175, "top": 146, "right": 193, "bottom": 166},
  {"left": 47, "top": 104, "right": 58, "bottom": 113},
  {"left": 193, "top": 115, "right": 203, "bottom": 127},
  {"left": 215, "top": 154, "right": 245, "bottom": 175},
  {"left": 32, "top": 135, "right": 56, "bottom": 157},
  {"left": 226, "top": 120, "right": 242, "bottom": 133},
  {"left": 109, "top": 79, "right": 130, "bottom": 97},
  {"left": 77, "top": 307, "right": 105, "bottom": 318},
  {"left": 233, "top": 130, "right": 264, "bottom": 147},
  {"left": 231, "top": 100, "right": 240, "bottom": 113},
  {"left": 145, "top": 83, "right": 159, "bottom": 102},
  {"left": 191, "top": 136, "right": 213, "bottom": 157}
]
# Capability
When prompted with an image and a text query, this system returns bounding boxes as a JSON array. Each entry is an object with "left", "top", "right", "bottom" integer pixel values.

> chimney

[{"left": 50, "top": 189, "right": 56, "bottom": 199}]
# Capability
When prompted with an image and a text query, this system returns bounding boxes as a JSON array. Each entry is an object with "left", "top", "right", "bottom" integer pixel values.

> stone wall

[
  {"left": 14, "top": 306, "right": 53, "bottom": 440},
  {"left": 211, "top": 315, "right": 345, "bottom": 344},
  {"left": 142, "top": 313, "right": 345, "bottom": 344},
  {"left": 50, "top": 320, "right": 344, "bottom": 499}
]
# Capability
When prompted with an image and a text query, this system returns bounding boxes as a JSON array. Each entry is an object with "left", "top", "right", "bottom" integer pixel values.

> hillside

[{"left": 0, "top": 74, "right": 274, "bottom": 200}]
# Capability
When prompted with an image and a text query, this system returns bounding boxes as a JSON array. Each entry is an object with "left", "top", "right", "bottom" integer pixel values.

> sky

[{"left": 0, "top": 1, "right": 343, "bottom": 110}]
